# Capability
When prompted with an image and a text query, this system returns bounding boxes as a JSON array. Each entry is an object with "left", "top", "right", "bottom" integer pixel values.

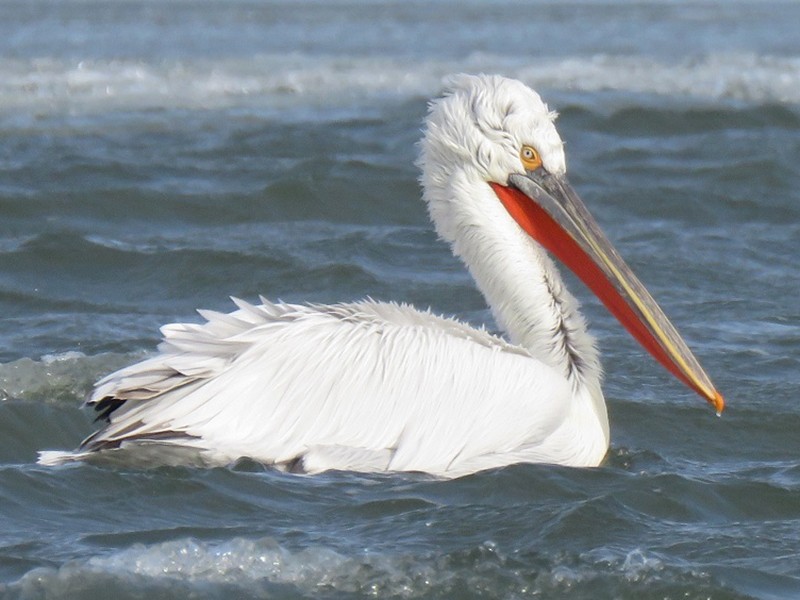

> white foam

[
  {"left": 12, "top": 538, "right": 439, "bottom": 597},
  {"left": 9, "top": 537, "right": 700, "bottom": 597},
  {"left": 41, "top": 351, "right": 88, "bottom": 365},
  {"left": 2, "top": 53, "right": 799, "bottom": 119},
  {"left": 524, "top": 53, "right": 800, "bottom": 104}
]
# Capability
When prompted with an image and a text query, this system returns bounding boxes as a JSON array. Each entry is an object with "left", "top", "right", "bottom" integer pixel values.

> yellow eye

[{"left": 520, "top": 145, "right": 542, "bottom": 171}]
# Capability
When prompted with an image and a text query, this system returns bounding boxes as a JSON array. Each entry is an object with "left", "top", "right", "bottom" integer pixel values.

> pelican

[{"left": 39, "top": 75, "right": 724, "bottom": 476}]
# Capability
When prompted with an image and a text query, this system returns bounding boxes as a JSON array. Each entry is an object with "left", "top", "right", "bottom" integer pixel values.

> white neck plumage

[{"left": 423, "top": 167, "right": 603, "bottom": 396}]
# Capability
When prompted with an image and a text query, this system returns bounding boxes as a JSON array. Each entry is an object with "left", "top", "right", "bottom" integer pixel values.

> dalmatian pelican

[{"left": 39, "top": 74, "right": 724, "bottom": 476}]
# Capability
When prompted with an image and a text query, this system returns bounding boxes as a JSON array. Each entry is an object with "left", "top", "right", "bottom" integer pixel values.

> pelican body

[{"left": 39, "top": 75, "right": 723, "bottom": 476}]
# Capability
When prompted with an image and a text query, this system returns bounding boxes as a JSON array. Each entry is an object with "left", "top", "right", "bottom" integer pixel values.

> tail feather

[{"left": 37, "top": 449, "right": 94, "bottom": 466}]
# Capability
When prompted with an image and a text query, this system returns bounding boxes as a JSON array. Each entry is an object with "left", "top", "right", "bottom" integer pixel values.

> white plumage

[
  {"left": 53, "top": 298, "right": 606, "bottom": 474},
  {"left": 40, "top": 74, "right": 722, "bottom": 475}
]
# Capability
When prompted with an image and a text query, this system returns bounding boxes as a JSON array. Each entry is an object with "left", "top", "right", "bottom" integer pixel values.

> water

[{"left": 1, "top": 0, "right": 799, "bottom": 597}]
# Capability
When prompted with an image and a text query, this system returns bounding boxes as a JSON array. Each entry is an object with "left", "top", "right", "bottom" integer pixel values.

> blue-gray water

[{"left": 1, "top": 1, "right": 799, "bottom": 598}]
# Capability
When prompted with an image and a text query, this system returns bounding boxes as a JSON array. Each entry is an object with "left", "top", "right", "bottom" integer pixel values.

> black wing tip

[{"left": 91, "top": 396, "right": 127, "bottom": 422}]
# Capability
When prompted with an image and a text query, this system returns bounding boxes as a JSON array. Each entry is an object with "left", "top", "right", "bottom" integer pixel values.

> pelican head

[{"left": 419, "top": 74, "right": 724, "bottom": 413}]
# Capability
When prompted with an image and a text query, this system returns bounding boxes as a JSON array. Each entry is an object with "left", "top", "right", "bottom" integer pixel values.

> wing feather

[{"left": 80, "top": 298, "right": 573, "bottom": 474}]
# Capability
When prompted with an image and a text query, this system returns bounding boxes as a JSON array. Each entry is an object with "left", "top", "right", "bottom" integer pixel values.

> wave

[
  {"left": 0, "top": 352, "right": 133, "bottom": 404},
  {"left": 4, "top": 535, "right": 733, "bottom": 600},
  {"left": 3, "top": 52, "right": 800, "bottom": 119}
]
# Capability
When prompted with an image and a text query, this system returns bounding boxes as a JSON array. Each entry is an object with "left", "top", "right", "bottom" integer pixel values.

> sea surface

[{"left": 1, "top": 1, "right": 799, "bottom": 598}]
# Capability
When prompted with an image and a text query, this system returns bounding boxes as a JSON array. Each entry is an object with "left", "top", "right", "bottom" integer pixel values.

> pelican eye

[{"left": 520, "top": 145, "right": 543, "bottom": 171}]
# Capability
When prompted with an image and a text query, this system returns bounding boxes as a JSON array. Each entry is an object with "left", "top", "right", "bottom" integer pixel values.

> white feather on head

[{"left": 418, "top": 74, "right": 565, "bottom": 241}]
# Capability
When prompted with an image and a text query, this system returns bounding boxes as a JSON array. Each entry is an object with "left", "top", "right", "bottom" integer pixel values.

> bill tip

[{"left": 712, "top": 390, "right": 725, "bottom": 416}]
